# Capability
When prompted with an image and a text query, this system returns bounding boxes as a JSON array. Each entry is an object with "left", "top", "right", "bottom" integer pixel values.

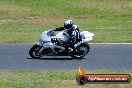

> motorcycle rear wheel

[{"left": 71, "top": 43, "right": 90, "bottom": 58}]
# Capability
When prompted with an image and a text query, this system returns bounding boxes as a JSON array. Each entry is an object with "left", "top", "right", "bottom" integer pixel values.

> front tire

[
  {"left": 71, "top": 43, "right": 90, "bottom": 58},
  {"left": 29, "top": 44, "right": 44, "bottom": 58}
]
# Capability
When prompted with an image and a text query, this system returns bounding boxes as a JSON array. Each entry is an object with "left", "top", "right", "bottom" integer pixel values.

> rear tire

[
  {"left": 29, "top": 44, "right": 43, "bottom": 58},
  {"left": 71, "top": 43, "right": 90, "bottom": 58}
]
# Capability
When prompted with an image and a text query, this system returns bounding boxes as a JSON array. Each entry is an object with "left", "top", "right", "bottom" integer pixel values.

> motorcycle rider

[{"left": 53, "top": 19, "right": 81, "bottom": 53}]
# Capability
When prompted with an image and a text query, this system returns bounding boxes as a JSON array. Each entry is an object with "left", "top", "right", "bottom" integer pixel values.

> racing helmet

[{"left": 64, "top": 19, "right": 74, "bottom": 29}]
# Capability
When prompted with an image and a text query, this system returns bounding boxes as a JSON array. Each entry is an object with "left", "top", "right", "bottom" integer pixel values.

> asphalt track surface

[{"left": 0, "top": 43, "right": 132, "bottom": 70}]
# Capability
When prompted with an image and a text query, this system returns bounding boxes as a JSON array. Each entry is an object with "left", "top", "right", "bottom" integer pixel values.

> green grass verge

[
  {"left": 0, "top": 70, "right": 132, "bottom": 88},
  {"left": 0, "top": 0, "right": 132, "bottom": 43}
]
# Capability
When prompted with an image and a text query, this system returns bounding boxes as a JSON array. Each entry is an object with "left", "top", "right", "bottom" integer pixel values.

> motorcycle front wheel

[
  {"left": 29, "top": 44, "right": 44, "bottom": 58},
  {"left": 71, "top": 43, "right": 90, "bottom": 58}
]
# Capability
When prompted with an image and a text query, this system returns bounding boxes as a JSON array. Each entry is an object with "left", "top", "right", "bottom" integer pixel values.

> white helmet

[{"left": 64, "top": 19, "right": 74, "bottom": 29}]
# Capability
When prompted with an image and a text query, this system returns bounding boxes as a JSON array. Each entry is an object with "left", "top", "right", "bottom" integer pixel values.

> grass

[
  {"left": 0, "top": 0, "right": 132, "bottom": 43},
  {"left": 0, "top": 70, "right": 131, "bottom": 88},
  {"left": 0, "top": 1, "right": 131, "bottom": 88}
]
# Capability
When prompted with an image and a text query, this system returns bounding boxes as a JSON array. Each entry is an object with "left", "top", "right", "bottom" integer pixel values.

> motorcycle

[{"left": 29, "top": 29, "right": 94, "bottom": 58}]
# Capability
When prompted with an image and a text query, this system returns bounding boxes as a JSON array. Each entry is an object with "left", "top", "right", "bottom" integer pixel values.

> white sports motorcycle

[{"left": 29, "top": 29, "right": 94, "bottom": 58}]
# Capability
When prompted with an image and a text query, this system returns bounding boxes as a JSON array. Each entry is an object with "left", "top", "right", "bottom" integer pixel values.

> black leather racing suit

[{"left": 54, "top": 25, "right": 81, "bottom": 50}]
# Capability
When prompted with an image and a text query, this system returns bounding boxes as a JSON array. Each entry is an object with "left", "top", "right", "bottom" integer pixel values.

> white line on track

[{"left": 90, "top": 43, "right": 132, "bottom": 45}]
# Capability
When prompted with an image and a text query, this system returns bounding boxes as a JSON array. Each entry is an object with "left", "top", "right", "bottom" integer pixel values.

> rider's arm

[{"left": 73, "top": 25, "right": 81, "bottom": 42}]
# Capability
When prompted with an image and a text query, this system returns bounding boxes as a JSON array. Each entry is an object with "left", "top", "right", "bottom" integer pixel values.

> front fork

[
  {"left": 38, "top": 46, "right": 45, "bottom": 54},
  {"left": 36, "top": 42, "right": 45, "bottom": 54}
]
